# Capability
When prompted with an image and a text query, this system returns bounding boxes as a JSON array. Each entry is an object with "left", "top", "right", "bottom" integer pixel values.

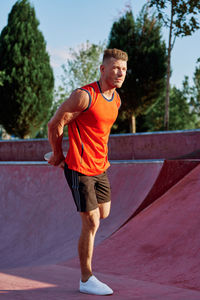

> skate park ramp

[
  {"left": 0, "top": 158, "right": 200, "bottom": 299},
  {"left": 0, "top": 161, "right": 164, "bottom": 269},
  {"left": 91, "top": 162, "right": 200, "bottom": 296}
]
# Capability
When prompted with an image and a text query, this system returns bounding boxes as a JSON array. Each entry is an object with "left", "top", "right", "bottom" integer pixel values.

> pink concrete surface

[
  {"left": 1, "top": 129, "right": 200, "bottom": 161},
  {"left": 131, "top": 159, "right": 200, "bottom": 218},
  {"left": 0, "top": 160, "right": 200, "bottom": 299},
  {"left": 0, "top": 162, "right": 162, "bottom": 269},
  {"left": 1, "top": 266, "right": 200, "bottom": 300},
  {"left": 88, "top": 163, "right": 200, "bottom": 292},
  {"left": 109, "top": 130, "right": 200, "bottom": 160}
]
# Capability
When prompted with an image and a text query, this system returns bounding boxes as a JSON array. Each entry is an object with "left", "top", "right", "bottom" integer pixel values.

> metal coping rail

[{"left": 1, "top": 159, "right": 200, "bottom": 166}]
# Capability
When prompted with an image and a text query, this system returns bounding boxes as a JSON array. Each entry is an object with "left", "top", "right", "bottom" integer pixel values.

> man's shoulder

[{"left": 80, "top": 81, "right": 97, "bottom": 91}]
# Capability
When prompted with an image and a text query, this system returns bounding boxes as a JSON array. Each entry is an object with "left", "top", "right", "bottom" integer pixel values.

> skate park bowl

[{"left": 1, "top": 129, "right": 200, "bottom": 299}]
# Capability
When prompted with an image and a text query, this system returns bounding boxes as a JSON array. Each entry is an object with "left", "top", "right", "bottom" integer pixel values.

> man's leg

[
  {"left": 78, "top": 202, "right": 113, "bottom": 295},
  {"left": 78, "top": 207, "right": 100, "bottom": 282},
  {"left": 99, "top": 201, "right": 111, "bottom": 219},
  {"left": 64, "top": 165, "right": 113, "bottom": 294},
  {"left": 78, "top": 201, "right": 111, "bottom": 282}
]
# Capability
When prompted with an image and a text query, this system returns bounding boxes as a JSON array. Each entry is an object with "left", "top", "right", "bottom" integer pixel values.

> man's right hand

[{"left": 48, "top": 153, "right": 65, "bottom": 169}]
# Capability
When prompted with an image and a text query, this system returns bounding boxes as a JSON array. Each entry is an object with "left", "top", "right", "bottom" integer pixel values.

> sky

[{"left": 0, "top": 0, "right": 200, "bottom": 89}]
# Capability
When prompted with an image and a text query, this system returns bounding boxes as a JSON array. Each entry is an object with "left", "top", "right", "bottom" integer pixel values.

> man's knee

[
  {"left": 99, "top": 202, "right": 111, "bottom": 219},
  {"left": 100, "top": 210, "right": 110, "bottom": 219},
  {"left": 81, "top": 209, "right": 100, "bottom": 233}
]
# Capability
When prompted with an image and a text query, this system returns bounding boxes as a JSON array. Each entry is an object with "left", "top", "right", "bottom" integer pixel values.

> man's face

[{"left": 101, "top": 57, "right": 127, "bottom": 89}]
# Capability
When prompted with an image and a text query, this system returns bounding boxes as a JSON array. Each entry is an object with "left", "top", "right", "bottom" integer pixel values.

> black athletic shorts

[{"left": 64, "top": 163, "right": 111, "bottom": 212}]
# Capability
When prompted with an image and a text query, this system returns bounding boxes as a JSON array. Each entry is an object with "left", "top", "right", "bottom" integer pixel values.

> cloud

[{"left": 47, "top": 46, "right": 71, "bottom": 68}]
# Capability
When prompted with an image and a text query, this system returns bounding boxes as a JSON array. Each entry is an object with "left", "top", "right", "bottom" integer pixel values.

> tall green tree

[
  {"left": 108, "top": 6, "right": 167, "bottom": 132},
  {"left": 149, "top": 0, "right": 200, "bottom": 130},
  {"left": 0, "top": 0, "right": 54, "bottom": 138},
  {"left": 138, "top": 78, "right": 198, "bottom": 132}
]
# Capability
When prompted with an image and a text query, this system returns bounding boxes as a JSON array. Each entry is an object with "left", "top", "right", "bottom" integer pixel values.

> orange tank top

[{"left": 65, "top": 81, "right": 121, "bottom": 176}]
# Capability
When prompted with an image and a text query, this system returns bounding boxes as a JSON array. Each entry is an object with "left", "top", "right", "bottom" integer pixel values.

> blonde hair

[{"left": 103, "top": 48, "right": 128, "bottom": 62}]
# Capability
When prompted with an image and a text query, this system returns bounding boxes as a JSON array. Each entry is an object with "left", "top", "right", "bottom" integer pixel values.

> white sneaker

[{"left": 79, "top": 275, "right": 113, "bottom": 295}]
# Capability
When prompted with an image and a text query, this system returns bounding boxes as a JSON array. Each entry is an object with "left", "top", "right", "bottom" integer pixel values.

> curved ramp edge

[
  {"left": 131, "top": 159, "right": 200, "bottom": 218},
  {"left": 0, "top": 161, "right": 162, "bottom": 269},
  {"left": 91, "top": 163, "right": 200, "bottom": 292}
]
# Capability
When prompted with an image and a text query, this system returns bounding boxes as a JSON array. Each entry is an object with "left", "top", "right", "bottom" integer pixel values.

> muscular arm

[{"left": 47, "top": 89, "right": 89, "bottom": 168}]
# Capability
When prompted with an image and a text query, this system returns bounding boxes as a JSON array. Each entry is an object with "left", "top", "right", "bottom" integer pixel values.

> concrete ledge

[{"left": 1, "top": 129, "right": 200, "bottom": 161}]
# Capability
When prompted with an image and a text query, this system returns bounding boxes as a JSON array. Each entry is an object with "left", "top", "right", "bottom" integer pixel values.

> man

[{"left": 48, "top": 48, "right": 128, "bottom": 295}]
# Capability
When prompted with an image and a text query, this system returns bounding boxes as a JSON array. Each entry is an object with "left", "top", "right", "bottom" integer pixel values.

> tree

[
  {"left": 0, "top": 0, "right": 54, "bottom": 139},
  {"left": 54, "top": 40, "right": 105, "bottom": 116},
  {"left": 0, "top": 71, "right": 5, "bottom": 86},
  {"left": 138, "top": 78, "right": 198, "bottom": 132},
  {"left": 190, "top": 59, "right": 200, "bottom": 116},
  {"left": 60, "top": 40, "right": 105, "bottom": 96},
  {"left": 108, "top": 6, "right": 167, "bottom": 132},
  {"left": 149, "top": 0, "right": 200, "bottom": 130}
]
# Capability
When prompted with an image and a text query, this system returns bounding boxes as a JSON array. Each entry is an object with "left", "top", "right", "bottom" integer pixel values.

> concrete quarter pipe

[{"left": 0, "top": 159, "right": 200, "bottom": 299}]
